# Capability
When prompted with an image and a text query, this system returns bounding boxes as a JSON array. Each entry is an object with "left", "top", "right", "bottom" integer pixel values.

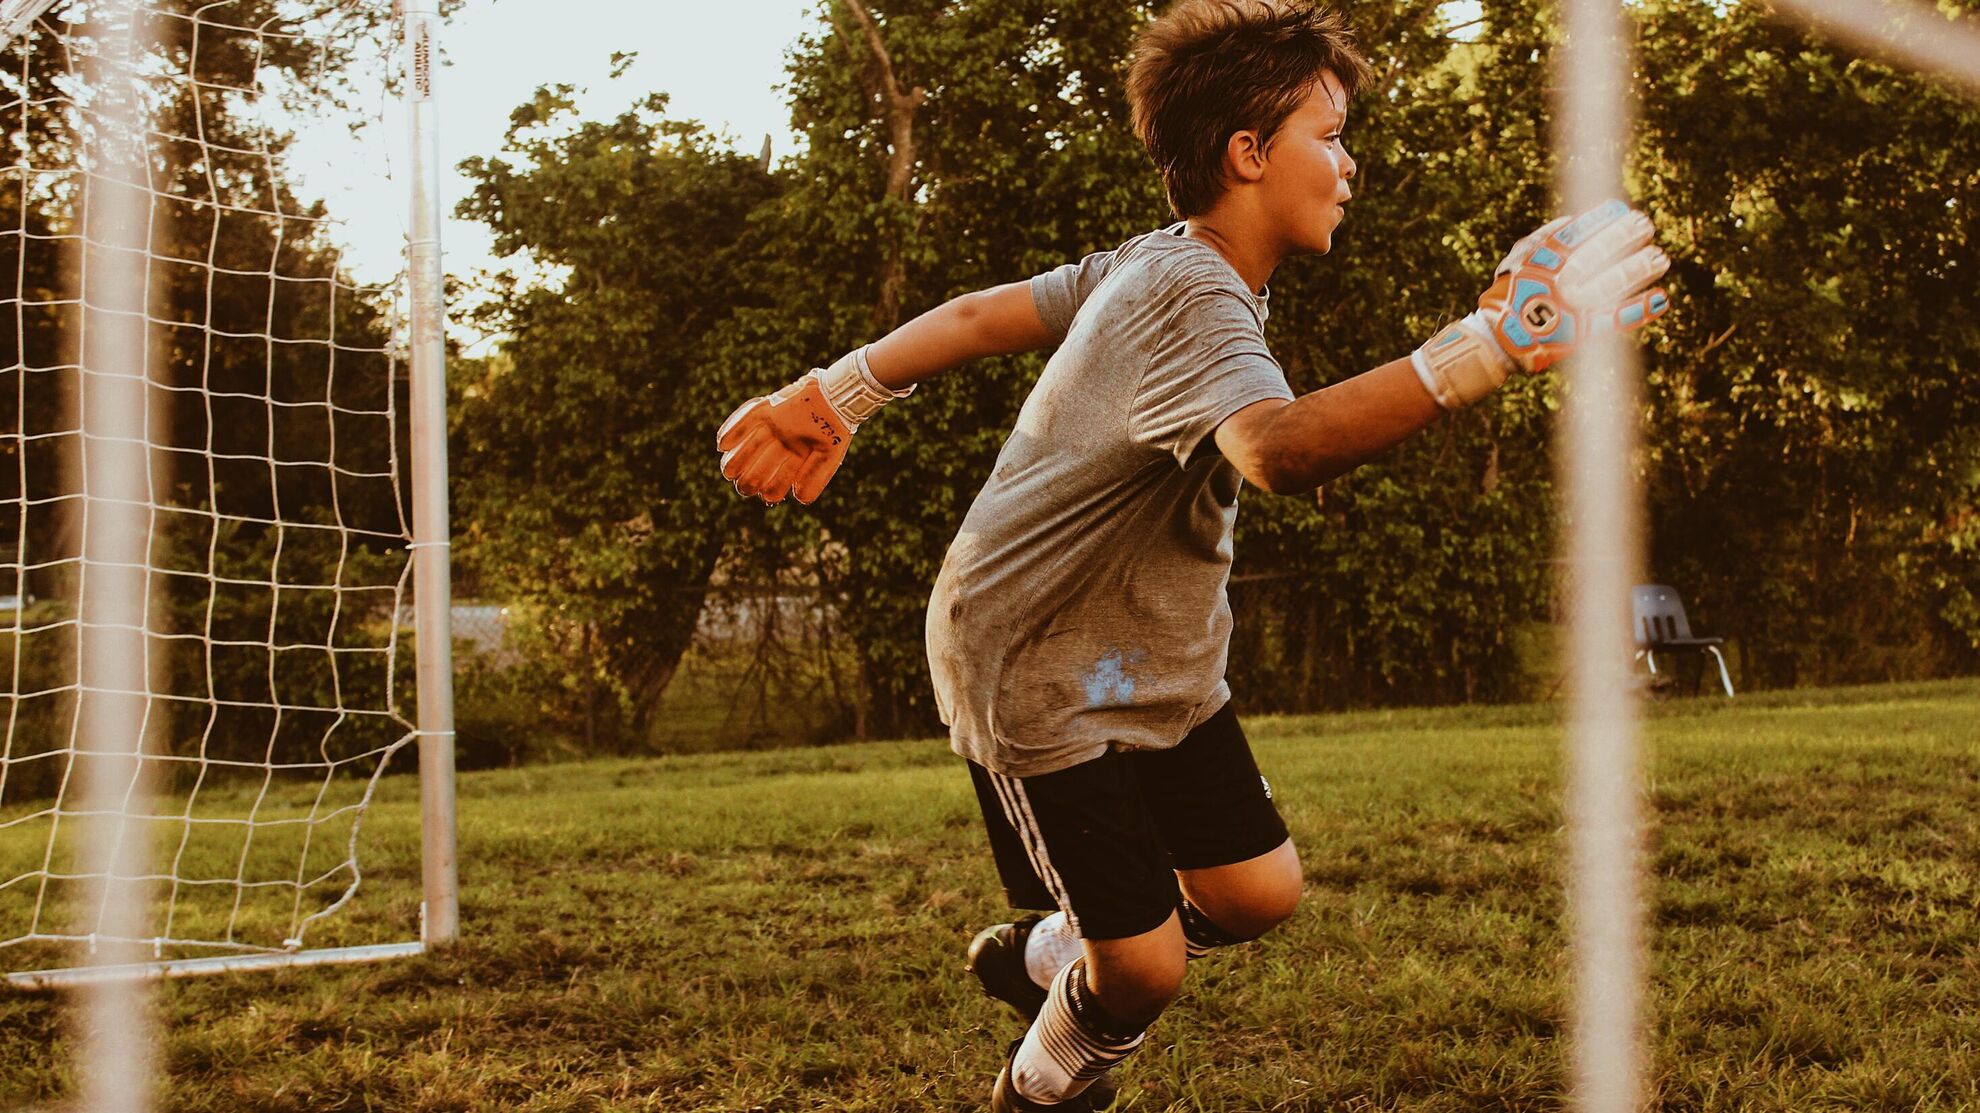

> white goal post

[
  {"left": 0, "top": 0, "right": 456, "bottom": 998},
  {"left": 1551, "top": 1, "right": 1980, "bottom": 1111}
]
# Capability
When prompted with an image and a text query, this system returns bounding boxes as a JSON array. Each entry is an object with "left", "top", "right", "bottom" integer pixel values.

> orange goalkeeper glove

[
  {"left": 715, "top": 346, "right": 913, "bottom": 505},
  {"left": 1412, "top": 198, "right": 1672, "bottom": 410}
]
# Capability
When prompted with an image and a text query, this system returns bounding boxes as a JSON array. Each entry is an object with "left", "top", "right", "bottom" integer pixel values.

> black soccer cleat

[
  {"left": 966, "top": 914, "right": 1050, "bottom": 1020},
  {"left": 990, "top": 1040, "right": 1120, "bottom": 1112}
]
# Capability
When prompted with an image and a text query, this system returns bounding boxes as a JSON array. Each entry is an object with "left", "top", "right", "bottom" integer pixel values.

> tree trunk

[
  {"left": 623, "top": 537, "right": 726, "bottom": 745},
  {"left": 832, "top": 2, "right": 925, "bottom": 332},
  {"left": 832, "top": 3, "right": 926, "bottom": 738},
  {"left": 582, "top": 621, "right": 598, "bottom": 750},
  {"left": 853, "top": 654, "right": 871, "bottom": 742}
]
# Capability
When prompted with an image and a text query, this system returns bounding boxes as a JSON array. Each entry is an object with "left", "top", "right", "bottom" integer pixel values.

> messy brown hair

[{"left": 1128, "top": 1, "right": 1375, "bottom": 217}]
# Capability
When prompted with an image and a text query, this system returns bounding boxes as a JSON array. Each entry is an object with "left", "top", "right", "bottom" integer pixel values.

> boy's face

[{"left": 1259, "top": 71, "right": 1356, "bottom": 256}]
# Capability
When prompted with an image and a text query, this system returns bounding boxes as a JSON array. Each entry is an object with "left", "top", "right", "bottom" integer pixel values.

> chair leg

[
  {"left": 1706, "top": 646, "right": 1734, "bottom": 697},
  {"left": 1643, "top": 650, "right": 1658, "bottom": 676}
]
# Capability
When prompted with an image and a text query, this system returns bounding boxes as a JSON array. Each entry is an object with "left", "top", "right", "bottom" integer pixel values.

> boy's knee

[
  {"left": 1182, "top": 839, "right": 1304, "bottom": 941},
  {"left": 1228, "top": 865, "right": 1303, "bottom": 936},
  {"left": 1183, "top": 886, "right": 1297, "bottom": 946},
  {"left": 1083, "top": 914, "right": 1187, "bottom": 1026},
  {"left": 1087, "top": 957, "right": 1184, "bottom": 1026}
]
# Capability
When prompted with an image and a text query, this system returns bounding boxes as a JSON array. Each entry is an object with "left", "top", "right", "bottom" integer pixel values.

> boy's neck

[{"left": 1181, "top": 216, "right": 1281, "bottom": 296}]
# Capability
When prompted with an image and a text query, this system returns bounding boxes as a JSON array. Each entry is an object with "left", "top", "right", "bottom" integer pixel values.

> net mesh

[{"left": 0, "top": 0, "right": 417, "bottom": 969}]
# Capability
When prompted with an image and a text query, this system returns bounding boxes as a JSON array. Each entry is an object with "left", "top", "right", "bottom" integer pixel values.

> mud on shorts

[{"left": 965, "top": 701, "right": 1290, "bottom": 941}]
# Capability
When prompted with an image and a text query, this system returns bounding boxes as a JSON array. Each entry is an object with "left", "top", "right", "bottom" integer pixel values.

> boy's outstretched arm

[
  {"left": 1214, "top": 357, "right": 1439, "bottom": 494},
  {"left": 1217, "top": 198, "right": 1672, "bottom": 495},
  {"left": 866, "top": 280, "right": 1058, "bottom": 388},
  {"left": 717, "top": 281, "right": 1052, "bottom": 505}
]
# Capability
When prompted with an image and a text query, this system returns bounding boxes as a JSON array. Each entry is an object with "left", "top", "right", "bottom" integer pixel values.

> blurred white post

[
  {"left": 1553, "top": 0, "right": 1649, "bottom": 1109},
  {"left": 402, "top": 0, "right": 459, "bottom": 947},
  {"left": 1770, "top": 0, "right": 1980, "bottom": 96},
  {"left": 75, "top": 1, "right": 156, "bottom": 1109}
]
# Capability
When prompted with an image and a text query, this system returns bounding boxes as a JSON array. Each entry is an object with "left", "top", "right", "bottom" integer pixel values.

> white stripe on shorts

[{"left": 988, "top": 770, "right": 1081, "bottom": 937}]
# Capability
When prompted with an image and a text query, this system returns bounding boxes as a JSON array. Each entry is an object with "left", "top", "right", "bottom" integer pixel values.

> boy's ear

[{"left": 1224, "top": 129, "right": 1268, "bottom": 184}]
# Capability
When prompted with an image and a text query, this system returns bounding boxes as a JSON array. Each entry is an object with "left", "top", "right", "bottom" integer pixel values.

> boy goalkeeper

[{"left": 715, "top": 2, "right": 1669, "bottom": 1108}]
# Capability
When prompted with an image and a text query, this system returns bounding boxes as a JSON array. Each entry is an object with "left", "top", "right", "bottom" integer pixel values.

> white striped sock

[
  {"left": 1011, "top": 960, "right": 1143, "bottom": 1103},
  {"left": 1023, "top": 911, "right": 1082, "bottom": 989}
]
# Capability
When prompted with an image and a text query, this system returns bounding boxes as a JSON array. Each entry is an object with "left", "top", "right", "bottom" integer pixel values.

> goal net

[{"left": 0, "top": 0, "right": 455, "bottom": 990}]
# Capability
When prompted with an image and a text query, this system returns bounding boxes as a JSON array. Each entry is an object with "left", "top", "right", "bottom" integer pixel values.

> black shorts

[{"left": 966, "top": 701, "right": 1290, "bottom": 941}]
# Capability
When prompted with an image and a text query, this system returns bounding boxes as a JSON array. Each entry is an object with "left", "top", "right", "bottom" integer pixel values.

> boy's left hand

[
  {"left": 1478, "top": 198, "right": 1671, "bottom": 374},
  {"left": 1410, "top": 199, "right": 1671, "bottom": 411}
]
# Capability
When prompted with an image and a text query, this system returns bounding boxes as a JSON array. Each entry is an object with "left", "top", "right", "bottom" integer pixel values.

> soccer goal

[{"left": 0, "top": 0, "right": 456, "bottom": 997}]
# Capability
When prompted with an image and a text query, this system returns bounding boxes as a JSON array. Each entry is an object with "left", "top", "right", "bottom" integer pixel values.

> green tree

[
  {"left": 752, "top": 0, "right": 1573, "bottom": 728},
  {"left": 454, "top": 90, "right": 783, "bottom": 747},
  {"left": 459, "top": 0, "right": 1980, "bottom": 752},
  {"left": 1225, "top": 0, "right": 1565, "bottom": 709},
  {"left": 754, "top": 0, "right": 1166, "bottom": 737},
  {"left": 1632, "top": 0, "right": 1980, "bottom": 686},
  {"left": 1, "top": 3, "right": 413, "bottom": 589}
]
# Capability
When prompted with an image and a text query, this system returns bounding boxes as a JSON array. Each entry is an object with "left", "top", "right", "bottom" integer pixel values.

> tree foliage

[
  {"left": 454, "top": 91, "right": 782, "bottom": 747},
  {"left": 1632, "top": 0, "right": 1980, "bottom": 686},
  {"left": 455, "top": 0, "right": 1980, "bottom": 748}
]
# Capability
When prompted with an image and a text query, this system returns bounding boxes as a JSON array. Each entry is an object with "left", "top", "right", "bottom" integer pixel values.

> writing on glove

[{"left": 715, "top": 346, "right": 912, "bottom": 505}]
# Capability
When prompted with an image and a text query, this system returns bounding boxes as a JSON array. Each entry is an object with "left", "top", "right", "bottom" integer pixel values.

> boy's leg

[
  {"left": 966, "top": 910, "right": 1080, "bottom": 1018},
  {"left": 995, "top": 925, "right": 1184, "bottom": 1111},
  {"left": 966, "top": 756, "right": 1188, "bottom": 1106},
  {"left": 963, "top": 763, "right": 1082, "bottom": 1020},
  {"left": 1177, "top": 837, "right": 1302, "bottom": 953},
  {"left": 969, "top": 701, "right": 1297, "bottom": 1013},
  {"left": 1127, "top": 702, "right": 1302, "bottom": 956},
  {"left": 1078, "top": 909, "right": 1187, "bottom": 1023}
]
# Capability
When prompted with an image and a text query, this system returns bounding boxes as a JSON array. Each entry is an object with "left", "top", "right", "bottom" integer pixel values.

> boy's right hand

[
  {"left": 716, "top": 345, "right": 914, "bottom": 505},
  {"left": 1411, "top": 199, "right": 1671, "bottom": 410},
  {"left": 716, "top": 371, "right": 853, "bottom": 505}
]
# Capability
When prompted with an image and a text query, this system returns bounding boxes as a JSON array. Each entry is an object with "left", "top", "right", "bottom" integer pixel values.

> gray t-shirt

[{"left": 925, "top": 225, "right": 1294, "bottom": 778}]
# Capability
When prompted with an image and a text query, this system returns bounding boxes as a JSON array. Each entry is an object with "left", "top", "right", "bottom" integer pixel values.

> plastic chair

[{"left": 1632, "top": 584, "right": 1733, "bottom": 696}]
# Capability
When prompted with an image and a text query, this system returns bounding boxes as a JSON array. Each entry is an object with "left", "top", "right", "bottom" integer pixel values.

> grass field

[{"left": 2, "top": 679, "right": 1976, "bottom": 1111}]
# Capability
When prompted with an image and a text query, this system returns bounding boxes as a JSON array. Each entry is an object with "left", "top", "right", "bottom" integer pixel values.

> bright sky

[{"left": 286, "top": 0, "right": 819, "bottom": 346}]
